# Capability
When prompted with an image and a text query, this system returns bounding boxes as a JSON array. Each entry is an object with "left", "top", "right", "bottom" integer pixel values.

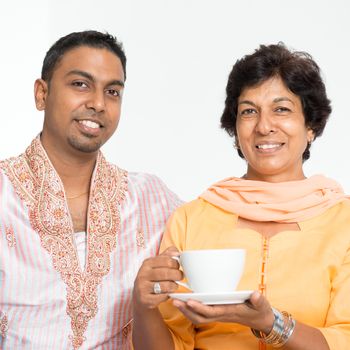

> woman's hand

[
  {"left": 173, "top": 291, "right": 275, "bottom": 334},
  {"left": 132, "top": 247, "right": 183, "bottom": 350},
  {"left": 133, "top": 246, "right": 183, "bottom": 309}
]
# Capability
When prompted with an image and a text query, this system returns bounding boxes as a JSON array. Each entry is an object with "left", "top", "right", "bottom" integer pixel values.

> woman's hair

[{"left": 220, "top": 43, "right": 332, "bottom": 161}]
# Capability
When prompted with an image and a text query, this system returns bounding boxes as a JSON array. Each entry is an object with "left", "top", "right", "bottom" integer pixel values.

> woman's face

[{"left": 236, "top": 76, "right": 314, "bottom": 182}]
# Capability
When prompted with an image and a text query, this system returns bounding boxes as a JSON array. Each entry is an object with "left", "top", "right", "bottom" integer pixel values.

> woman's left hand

[{"left": 173, "top": 291, "right": 275, "bottom": 334}]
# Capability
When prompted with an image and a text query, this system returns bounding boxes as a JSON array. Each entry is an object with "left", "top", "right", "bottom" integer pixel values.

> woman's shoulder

[
  {"left": 302, "top": 199, "right": 350, "bottom": 235},
  {"left": 327, "top": 199, "right": 350, "bottom": 216},
  {"left": 173, "top": 197, "right": 236, "bottom": 223},
  {"left": 175, "top": 197, "right": 219, "bottom": 212},
  {"left": 332, "top": 199, "right": 350, "bottom": 223}
]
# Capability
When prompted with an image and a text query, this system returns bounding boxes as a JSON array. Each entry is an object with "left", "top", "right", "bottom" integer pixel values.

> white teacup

[{"left": 175, "top": 249, "right": 245, "bottom": 294}]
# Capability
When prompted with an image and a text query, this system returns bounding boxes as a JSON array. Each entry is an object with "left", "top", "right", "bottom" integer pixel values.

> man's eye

[
  {"left": 106, "top": 89, "right": 120, "bottom": 97},
  {"left": 72, "top": 81, "right": 88, "bottom": 88}
]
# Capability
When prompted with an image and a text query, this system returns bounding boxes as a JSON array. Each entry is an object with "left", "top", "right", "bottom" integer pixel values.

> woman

[{"left": 132, "top": 44, "right": 350, "bottom": 349}]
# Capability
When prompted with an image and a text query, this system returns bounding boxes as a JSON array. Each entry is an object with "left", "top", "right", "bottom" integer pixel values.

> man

[{"left": 0, "top": 31, "right": 181, "bottom": 349}]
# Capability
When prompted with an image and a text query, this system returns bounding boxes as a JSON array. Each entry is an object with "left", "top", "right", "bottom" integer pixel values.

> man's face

[{"left": 36, "top": 46, "right": 125, "bottom": 156}]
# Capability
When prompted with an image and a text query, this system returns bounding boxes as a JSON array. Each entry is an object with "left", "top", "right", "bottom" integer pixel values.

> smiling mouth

[
  {"left": 256, "top": 143, "right": 284, "bottom": 150},
  {"left": 78, "top": 120, "right": 102, "bottom": 129}
]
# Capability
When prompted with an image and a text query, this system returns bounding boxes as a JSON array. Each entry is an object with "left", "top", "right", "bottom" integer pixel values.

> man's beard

[{"left": 68, "top": 134, "right": 103, "bottom": 153}]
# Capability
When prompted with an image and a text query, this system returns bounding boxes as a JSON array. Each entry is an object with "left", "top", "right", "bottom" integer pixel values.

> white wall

[{"left": 1, "top": 0, "right": 349, "bottom": 200}]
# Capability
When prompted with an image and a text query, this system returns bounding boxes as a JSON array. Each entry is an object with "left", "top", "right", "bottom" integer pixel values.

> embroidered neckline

[{"left": 0, "top": 137, "right": 128, "bottom": 348}]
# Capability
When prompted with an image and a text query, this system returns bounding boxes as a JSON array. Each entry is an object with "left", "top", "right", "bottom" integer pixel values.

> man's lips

[
  {"left": 78, "top": 120, "right": 101, "bottom": 129},
  {"left": 74, "top": 119, "right": 104, "bottom": 135}
]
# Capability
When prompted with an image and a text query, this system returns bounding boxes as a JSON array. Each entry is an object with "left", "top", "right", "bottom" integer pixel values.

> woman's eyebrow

[
  {"left": 238, "top": 100, "right": 257, "bottom": 107},
  {"left": 273, "top": 97, "right": 295, "bottom": 105}
]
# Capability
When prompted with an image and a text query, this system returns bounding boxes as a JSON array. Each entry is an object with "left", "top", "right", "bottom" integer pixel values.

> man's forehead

[{"left": 52, "top": 45, "right": 125, "bottom": 81}]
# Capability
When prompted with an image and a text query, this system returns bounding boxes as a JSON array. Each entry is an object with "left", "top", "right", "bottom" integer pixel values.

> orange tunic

[{"left": 159, "top": 198, "right": 350, "bottom": 350}]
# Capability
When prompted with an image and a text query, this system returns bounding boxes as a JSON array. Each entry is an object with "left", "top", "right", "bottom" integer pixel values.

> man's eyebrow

[
  {"left": 66, "top": 70, "right": 94, "bottom": 81},
  {"left": 109, "top": 79, "right": 124, "bottom": 87},
  {"left": 66, "top": 69, "right": 124, "bottom": 87}
]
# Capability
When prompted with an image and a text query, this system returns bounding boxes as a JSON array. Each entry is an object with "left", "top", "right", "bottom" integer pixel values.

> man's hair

[
  {"left": 41, "top": 30, "right": 127, "bottom": 82},
  {"left": 220, "top": 43, "right": 332, "bottom": 161}
]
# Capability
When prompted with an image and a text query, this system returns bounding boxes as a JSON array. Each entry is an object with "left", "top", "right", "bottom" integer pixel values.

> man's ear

[{"left": 34, "top": 79, "right": 48, "bottom": 111}]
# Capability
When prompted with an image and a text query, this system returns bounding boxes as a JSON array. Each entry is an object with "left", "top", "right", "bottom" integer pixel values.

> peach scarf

[{"left": 200, "top": 175, "right": 349, "bottom": 223}]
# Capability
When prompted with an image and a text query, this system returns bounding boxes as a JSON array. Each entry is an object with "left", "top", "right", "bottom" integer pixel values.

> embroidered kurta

[
  {"left": 159, "top": 198, "right": 350, "bottom": 350},
  {"left": 0, "top": 138, "right": 181, "bottom": 350}
]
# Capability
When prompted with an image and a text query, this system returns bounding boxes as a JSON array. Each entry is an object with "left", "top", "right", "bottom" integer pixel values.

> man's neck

[{"left": 41, "top": 139, "right": 97, "bottom": 195}]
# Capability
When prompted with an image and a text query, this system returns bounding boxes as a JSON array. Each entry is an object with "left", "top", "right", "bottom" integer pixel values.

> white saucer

[{"left": 169, "top": 290, "right": 254, "bottom": 305}]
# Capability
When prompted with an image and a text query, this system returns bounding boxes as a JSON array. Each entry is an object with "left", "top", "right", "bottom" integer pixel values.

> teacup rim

[{"left": 180, "top": 248, "right": 245, "bottom": 255}]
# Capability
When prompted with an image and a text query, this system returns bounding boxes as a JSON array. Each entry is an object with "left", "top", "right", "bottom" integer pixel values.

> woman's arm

[
  {"left": 283, "top": 322, "right": 329, "bottom": 350},
  {"left": 132, "top": 306, "right": 175, "bottom": 350},
  {"left": 173, "top": 291, "right": 330, "bottom": 350},
  {"left": 132, "top": 247, "right": 182, "bottom": 350}
]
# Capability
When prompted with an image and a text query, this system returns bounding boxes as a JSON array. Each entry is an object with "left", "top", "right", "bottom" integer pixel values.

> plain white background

[{"left": 0, "top": 0, "right": 349, "bottom": 200}]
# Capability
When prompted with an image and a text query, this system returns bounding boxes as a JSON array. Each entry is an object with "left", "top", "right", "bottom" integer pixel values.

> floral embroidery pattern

[
  {"left": 0, "top": 137, "right": 128, "bottom": 348},
  {"left": 136, "top": 228, "right": 145, "bottom": 248},
  {"left": 5, "top": 226, "right": 16, "bottom": 248},
  {"left": 0, "top": 312, "right": 8, "bottom": 338}
]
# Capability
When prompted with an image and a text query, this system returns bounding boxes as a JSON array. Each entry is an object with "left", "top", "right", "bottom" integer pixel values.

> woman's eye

[
  {"left": 275, "top": 107, "right": 291, "bottom": 113},
  {"left": 240, "top": 108, "right": 256, "bottom": 116}
]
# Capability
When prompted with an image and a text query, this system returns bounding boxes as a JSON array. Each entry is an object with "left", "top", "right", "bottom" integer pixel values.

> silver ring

[{"left": 153, "top": 282, "right": 162, "bottom": 294}]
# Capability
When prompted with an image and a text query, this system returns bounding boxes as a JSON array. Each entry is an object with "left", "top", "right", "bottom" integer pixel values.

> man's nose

[{"left": 86, "top": 90, "right": 105, "bottom": 113}]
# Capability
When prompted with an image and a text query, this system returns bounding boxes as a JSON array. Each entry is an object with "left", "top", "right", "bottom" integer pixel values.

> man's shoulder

[
  {"left": 126, "top": 171, "right": 170, "bottom": 194},
  {"left": 127, "top": 171, "right": 164, "bottom": 186},
  {"left": 125, "top": 171, "right": 183, "bottom": 206},
  {"left": 0, "top": 153, "right": 24, "bottom": 178},
  {"left": 0, "top": 152, "right": 23, "bottom": 164}
]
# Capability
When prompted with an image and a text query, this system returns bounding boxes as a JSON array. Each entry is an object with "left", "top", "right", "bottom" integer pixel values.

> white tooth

[
  {"left": 258, "top": 144, "right": 280, "bottom": 149},
  {"left": 79, "top": 120, "right": 100, "bottom": 129}
]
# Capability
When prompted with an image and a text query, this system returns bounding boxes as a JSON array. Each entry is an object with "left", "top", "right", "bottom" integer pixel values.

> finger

[
  {"left": 186, "top": 300, "right": 244, "bottom": 319},
  {"left": 186, "top": 300, "right": 218, "bottom": 317},
  {"left": 137, "top": 293, "right": 170, "bottom": 309},
  {"left": 133, "top": 282, "right": 171, "bottom": 309},
  {"left": 160, "top": 246, "right": 181, "bottom": 257},
  {"left": 144, "top": 255, "right": 180, "bottom": 269},
  {"left": 248, "top": 291, "right": 268, "bottom": 311},
  {"left": 148, "top": 267, "right": 183, "bottom": 282},
  {"left": 184, "top": 299, "right": 257, "bottom": 324},
  {"left": 173, "top": 300, "right": 211, "bottom": 324},
  {"left": 171, "top": 299, "right": 186, "bottom": 308},
  {"left": 150, "top": 281, "right": 180, "bottom": 294}
]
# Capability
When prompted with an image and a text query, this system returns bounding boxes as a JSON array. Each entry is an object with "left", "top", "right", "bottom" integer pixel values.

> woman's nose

[{"left": 255, "top": 112, "right": 276, "bottom": 135}]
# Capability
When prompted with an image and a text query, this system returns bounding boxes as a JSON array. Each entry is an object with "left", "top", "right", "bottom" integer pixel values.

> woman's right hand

[{"left": 133, "top": 246, "right": 183, "bottom": 309}]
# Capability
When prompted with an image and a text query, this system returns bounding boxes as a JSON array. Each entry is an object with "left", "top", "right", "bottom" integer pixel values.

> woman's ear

[
  {"left": 34, "top": 79, "right": 48, "bottom": 111},
  {"left": 307, "top": 127, "right": 315, "bottom": 144}
]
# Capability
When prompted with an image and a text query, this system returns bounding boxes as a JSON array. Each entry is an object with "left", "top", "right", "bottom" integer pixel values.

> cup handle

[
  {"left": 171, "top": 256, "right": 180, "bottom": 262},
  {"left": 171, "top": 256, "right": 192, "bottom": 291},
  {"left": 175, "top": 280, "right": 192, "bottom": 290}
]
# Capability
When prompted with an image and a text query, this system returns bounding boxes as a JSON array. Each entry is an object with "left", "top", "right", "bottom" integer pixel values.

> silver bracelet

[{"left": 251, "top": 308, "right": 296, "bottom": 348}]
